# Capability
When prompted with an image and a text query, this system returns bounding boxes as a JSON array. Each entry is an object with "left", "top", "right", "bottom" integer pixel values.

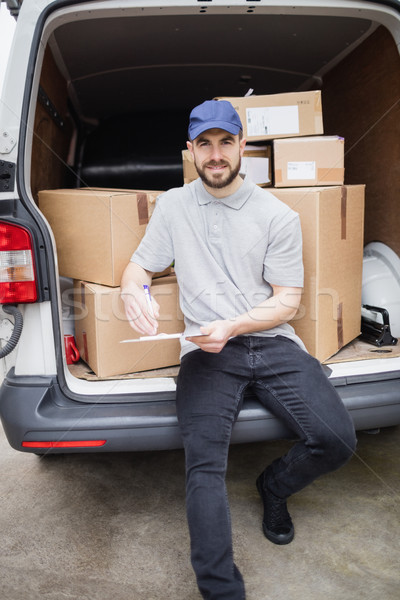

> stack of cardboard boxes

[
  {"left": 39, "top": 188, "right": 183, "bottom": 377},
  {"left": 39, "top": 90, "right": 365, "bottom": 377},
  {"left": 182, "top": 91, "right": 365, "bottom": 362}
]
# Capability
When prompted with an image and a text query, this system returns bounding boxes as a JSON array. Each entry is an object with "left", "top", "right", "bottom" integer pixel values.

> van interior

[{"left": 27, "top": 5, "right": 400, "bottom": 383}]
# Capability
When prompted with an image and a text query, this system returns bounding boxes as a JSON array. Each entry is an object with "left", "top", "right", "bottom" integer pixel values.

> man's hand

[
  {"left": 120, "top": 262, "right": 159, "bottom": 336},
  {"left": 121, "top": 284, "right": 160, "bottom": 336},
  {"left": 186, "top": 320, "right": 235, "bottom": 353}
]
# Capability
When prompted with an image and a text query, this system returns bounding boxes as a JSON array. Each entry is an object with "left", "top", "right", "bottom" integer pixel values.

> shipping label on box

[
  {"left": 287, "top": 161, "right": 316, "bottom": 181},
  {"left": 271, "top": 185, "right": 365, "bottom": 362},
  {"left": 273, "top": 136, "right": 345, "bottom": 187},
  {"left": 215, "top": 91, "right": 323, "bottom": 142},
  {"left": 74, "top": 275, "right": 184, "bottom": 378},
  {"left": 246, "top": 105, "right": 300, "bottom": 137},
  {"left": 39, "top": 188, "right": 164, "bottom": 286}
]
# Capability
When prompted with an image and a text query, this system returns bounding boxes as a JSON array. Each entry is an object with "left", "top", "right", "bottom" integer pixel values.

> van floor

[
  {"left": 68, "top": 337, "right": 400, "bottom": 380},
  {"left": 0, "top": 425, "right": 399, "bottom": 599}
]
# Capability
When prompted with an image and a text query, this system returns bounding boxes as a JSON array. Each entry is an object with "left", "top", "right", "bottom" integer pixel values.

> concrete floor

[{"left": 0, "top": 424, "right": 399, "bottom": 600}]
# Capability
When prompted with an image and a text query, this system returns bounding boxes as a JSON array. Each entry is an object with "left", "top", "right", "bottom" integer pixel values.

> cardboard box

[
  {"left": 74, "top": 275, "right": 184, "bottom": 377},
  {"left": 271, "top": 185, "right": 365, "bottom": 362},
  {"left": 215, "top": 91, "right": 323, "bottom": 142},
  {"left": 38, "top": 188, "right": 168, "bottom": 286},
  {"left": 240, "top": 145, "right": 272, "bottom": 186},
  {"left": 273, "top": 136, "right": 344, "bottom": 187},
  {"left": 182, "top": 145, "right": 272, "bottom": 186},
  {"left": 182, "top": 150, "right": 198, "bottom": 184}
]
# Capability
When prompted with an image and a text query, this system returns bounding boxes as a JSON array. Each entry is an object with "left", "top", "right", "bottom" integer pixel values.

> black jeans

[{"left": 176, "top": 336, "right": 356, "bottom": 600}]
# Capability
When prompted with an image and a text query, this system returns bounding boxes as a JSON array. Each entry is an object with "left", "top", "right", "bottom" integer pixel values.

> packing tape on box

[
  {"left": 80, "top": 282, "right": 85, "bottom": 305},
  {"left": 274, "top": 168, "right": 344, "bottom": 186},
  {"left": 337, "top": 302, "right": 344, "bottom": 349},
  {"left": 79, "top": 282, "right": 89, "bottom": 363},
  {"left": 314, "top": 93, "right": 323, "bottom": 130},
  {"left": 137, "top": 193, "right": 149, "bottom": 225},
  {"left": 341, "top": 186, "right": 347, "bottom": 240},
  {"left": 82, "top": 331, "right": 89, "bottom": 364},
  {"left": 317, "top": 168, "right": 344, "bottom": 184}
]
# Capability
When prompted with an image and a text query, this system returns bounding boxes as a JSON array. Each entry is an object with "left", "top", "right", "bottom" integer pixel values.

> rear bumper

[{"left": 1, "top": 368, "right": 400, "bottom": 453}]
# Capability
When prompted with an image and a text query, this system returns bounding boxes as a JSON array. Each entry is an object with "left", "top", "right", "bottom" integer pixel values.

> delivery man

[{"left": 120, "top": 100, "right": 356, "bottom": 600}]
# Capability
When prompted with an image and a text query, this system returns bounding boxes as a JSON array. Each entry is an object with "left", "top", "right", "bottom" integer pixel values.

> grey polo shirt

[{"left": 131, "top": 176, "right": 306, "bottom": 357}]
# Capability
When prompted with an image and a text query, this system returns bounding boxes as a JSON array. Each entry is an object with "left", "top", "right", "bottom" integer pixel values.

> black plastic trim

[
  {"left": 331, "top": 369, "right": 400, "bottom": 386},
  {"left": 0, "top": 160, "right": 15, "bottom": 192},
  {"left": 367, "top": 0, "right": 400, "bottom": 13}
]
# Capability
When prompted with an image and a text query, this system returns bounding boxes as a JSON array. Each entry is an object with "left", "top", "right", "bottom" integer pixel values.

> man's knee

[
  {"left": 181, "top": 414, "right": 233, "bottom": 474},
  {"left": 317, "top": 421, "right": 357, "bottom": 470}
]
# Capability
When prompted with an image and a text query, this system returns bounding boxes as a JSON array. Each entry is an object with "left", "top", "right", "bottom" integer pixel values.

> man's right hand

[
  {"left": 120, "top": 263, "right": 159, "bottom": 336},
  {"left": 121, "top": 284, "right": 160, "bottom": 336}
]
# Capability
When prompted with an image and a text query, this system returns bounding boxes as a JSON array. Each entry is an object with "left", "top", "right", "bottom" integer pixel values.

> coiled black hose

[{"left": 0, "top": 304, "right": 23, "bottom": 359}]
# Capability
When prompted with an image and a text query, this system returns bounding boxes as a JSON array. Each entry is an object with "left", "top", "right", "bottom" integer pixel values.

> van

[{"left": 1, "top": 0, "right": 400, "bottom": 454}]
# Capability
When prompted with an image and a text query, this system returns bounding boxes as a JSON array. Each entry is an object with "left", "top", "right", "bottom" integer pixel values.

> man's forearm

[
  {"left": 187, "top": 286, "right": 302, "bottom": 354},
  {"left": 230, "top": 287, "right": 302, "bottom": 337},
  {"left": 120, "top": 261, "right": 153, "bottom": 294}
]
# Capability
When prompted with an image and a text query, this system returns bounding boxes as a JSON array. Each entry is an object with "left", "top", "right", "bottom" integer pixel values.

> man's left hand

[{"left": 186, "top": 320, "right": 235, "bottom": 353}]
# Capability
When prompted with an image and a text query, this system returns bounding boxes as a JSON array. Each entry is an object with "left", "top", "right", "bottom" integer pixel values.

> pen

[{"left": 143, "top": 284, "right": 155, "bottom": 317}]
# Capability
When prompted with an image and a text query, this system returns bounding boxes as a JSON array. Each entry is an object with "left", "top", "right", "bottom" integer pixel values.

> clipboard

[{"left": 120, "top": 333, "right": 204, "bottom": 343}]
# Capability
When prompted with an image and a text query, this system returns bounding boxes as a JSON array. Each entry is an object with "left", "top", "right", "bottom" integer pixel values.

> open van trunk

[{"left": 1, "top": 0, "right": 400, "bottom": 453}]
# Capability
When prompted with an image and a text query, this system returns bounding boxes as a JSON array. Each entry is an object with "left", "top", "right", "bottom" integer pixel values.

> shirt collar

[{"left": 195, "top": 175, "right": 253, "bottom": 210}]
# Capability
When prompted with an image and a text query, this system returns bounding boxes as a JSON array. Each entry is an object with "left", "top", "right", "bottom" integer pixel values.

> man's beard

[{"left": 194, "top": 155, "right": 241, "bottom": 189}]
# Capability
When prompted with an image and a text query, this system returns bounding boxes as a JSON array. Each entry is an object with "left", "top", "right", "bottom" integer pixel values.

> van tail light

[
  {"left": 0, "top": 221, "right": 38, "bottom": 303},
  {"left": 22, "top": 440, "right": 107, "bottom": 449}
]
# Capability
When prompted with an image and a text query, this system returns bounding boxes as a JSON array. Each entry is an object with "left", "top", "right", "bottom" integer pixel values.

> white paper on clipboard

[
  {"left": 120, "top": 333, "right": 204, "bottom": 343},
  {"left": 120, "top": 333, "right": 183, "bottom": 343}
]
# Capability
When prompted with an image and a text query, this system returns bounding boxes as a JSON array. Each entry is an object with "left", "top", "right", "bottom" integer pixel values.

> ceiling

[{"left": 49, "top": 12, "right": 374, "bottom": 120}]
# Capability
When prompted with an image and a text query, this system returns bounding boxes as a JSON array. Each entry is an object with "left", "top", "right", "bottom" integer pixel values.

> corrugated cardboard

[
  {"left": 273, "top": 136, "right": 344, "bottom": 187},
  {"left": 182, "top": 150, "right": 199, "bottom": 184},
  {"left": 240, "top": 145, "right": 272, "bottom": 186},
  {"left": 182, "top": 145, "right": 271, "bottom": 186},
  {"left": 38, "top": 188, "right": 167, "bottom": 286},
  {"left": 74, "top": 275, "right": 184, "bottom": 377},
  {"left": 215, "top": 91, "right": 323, "bottom": 142},
  {"left": 271, "top": 185, "right": 365, "bottom": 362}
]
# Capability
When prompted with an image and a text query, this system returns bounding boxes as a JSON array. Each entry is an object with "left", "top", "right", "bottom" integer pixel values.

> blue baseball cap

[{"left": 188, "top": 100, "right": 243, "bottom": 140}]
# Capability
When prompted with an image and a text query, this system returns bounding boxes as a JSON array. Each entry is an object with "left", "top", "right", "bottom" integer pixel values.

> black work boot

[{"left": 256, "top": 471, "right": 294, "bottom": 545}]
